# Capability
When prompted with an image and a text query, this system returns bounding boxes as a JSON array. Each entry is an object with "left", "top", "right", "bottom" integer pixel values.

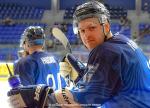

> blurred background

[{"left": 0, "top": 0, "right": 149, "bottom": 107}]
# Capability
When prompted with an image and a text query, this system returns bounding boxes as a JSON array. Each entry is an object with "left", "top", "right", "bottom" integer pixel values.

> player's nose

[{"left": 84, "top": 30, "right": 92, "bottom": 39}]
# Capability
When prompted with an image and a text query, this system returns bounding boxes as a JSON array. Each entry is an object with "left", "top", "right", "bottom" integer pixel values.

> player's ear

[
  {"left": 104, "top": 21, "right": 110, "bottom": 33},
  {"left": 24, "top": 41, "right": 29, "bottom": 51},
  {"left": 26, "top": 41, "right": 30, "bottom": 48}
]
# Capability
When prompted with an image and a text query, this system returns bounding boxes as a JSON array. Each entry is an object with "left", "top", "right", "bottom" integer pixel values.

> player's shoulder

[
  {"left": 40, "top": 52, "right": 59, "bottom": 64},
  {"left": 34, "top": 51, "right": 56, "bottom": 58},
  {"left": 102, "top": 34, "right": 130, "bottom": 51},
  {"left": 17, "top": 55, "right": 35, "bottom": 65},
  {"left": 90, "top": 35, "right": 129, "bottom": 58},
  {"left": 30, "top": 51, "right": 55, "bottom": 60},
  {"left": 93, "top": 42, "right": 120, "bottom": 56}
]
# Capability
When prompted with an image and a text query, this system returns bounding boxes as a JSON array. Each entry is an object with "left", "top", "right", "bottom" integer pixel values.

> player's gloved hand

[
  {"left": 59, "top": 53, "right": 86, "bottom": 84},
  {"left": 7, "top": 84, "right": 53, "bottom": 108}
]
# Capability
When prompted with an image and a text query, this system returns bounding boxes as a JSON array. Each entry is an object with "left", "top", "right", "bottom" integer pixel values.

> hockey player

[
  {"left": 8, "top": 1, "right": 150, "bottom": 108},
  {"left": 13, "top": 26, "right": 66, "bottom": 90}
]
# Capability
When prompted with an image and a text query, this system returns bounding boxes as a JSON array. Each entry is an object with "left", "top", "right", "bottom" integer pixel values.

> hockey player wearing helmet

[
  {"left": 14, "top": 26, "right": 66, "bottom": 89},
  {"left": 8, "top": 1, "right": 150, "bottom": 108}
]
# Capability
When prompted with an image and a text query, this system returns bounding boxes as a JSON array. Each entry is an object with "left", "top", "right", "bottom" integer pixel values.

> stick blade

[{"left": 52, "top": 27, "right": 69, "bottom": 49}]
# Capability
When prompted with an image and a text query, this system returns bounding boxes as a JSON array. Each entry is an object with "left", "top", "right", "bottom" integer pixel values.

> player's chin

[{"left": 86, "top": 44, "right": 96, "bottom": 51}]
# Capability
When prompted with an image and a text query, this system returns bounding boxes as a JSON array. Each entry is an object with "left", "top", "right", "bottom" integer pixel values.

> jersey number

[{"left": 46, "top": 73, "right": 62, "bottom": 90}]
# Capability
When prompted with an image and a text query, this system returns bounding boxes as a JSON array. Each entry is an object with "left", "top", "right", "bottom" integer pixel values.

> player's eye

[
  {"left": 88, "top": 26, "right": 97, "bottom": 31},
  {"left": 79, "top": 29, "right": 85, "bottom": 34},
  {"left": 79, "top": 25, "right": 97, "bottom": 33}
]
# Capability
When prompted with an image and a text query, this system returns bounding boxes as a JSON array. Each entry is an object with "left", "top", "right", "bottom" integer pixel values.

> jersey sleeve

[
  {"left": 70, "top": 46, "right": 122, "bottom": 106},
  {"left": 14, "top": 58, "right": 37, "bottom": 86}
]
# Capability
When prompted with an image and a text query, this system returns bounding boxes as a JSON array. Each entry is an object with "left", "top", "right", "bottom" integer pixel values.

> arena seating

[
  {"left": 138, "top": 23, "right": 150, "bottom": 44},
  {"left": 0, "top": 23, "right": 47, "bottom": 61},
  {"left": 66, "top": 24, "right": 78, "bottom": 44},
  {"left": 0, "top": 48, "right": 18, "bottom": 61},
  {"left": 0, "top": 3, "right": 44, "bottom": 19},
  {"left": 0, "top": 23, "right": 47, "bottom": 44},
  {"left": 108, "top": 6, "right": 127, "bottom": 19},
  {"left": 142, "top": 0, "right": 150, "bottom": 13},
  {"left": 139, "top": 23, "right": 150, "bottom": 31},
  {"left": 63, "top": 5, "right": 127, "bottom": 19}
]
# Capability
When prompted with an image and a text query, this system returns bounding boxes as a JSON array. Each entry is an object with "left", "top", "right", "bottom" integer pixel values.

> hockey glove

[
  {"left": 8, "top": 84, "right": 53, "bottom": 108},
  {"left": 59, "top": 53, "right": 86, "bottom": 84}
]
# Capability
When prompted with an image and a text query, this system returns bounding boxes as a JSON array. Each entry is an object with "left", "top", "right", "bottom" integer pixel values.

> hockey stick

[
  {"left": 52, "top": 27, "right": 86, "bottom": 86},
  {"left": 6, "top": 63, "right": 22, "bottom": 88},
  {"left": 52, "top": 27, "right": 72, "bottom": 86},
  {"left": 52, "top": 27, "right": 72, "bottom": 53},
  {"left": 6, "top": 63, "right": 13, "bottom": 76}
]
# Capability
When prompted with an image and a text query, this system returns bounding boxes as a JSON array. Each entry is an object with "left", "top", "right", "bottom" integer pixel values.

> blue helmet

[{"left": 20, "top": 26, "right": 45, "bottom": 47}]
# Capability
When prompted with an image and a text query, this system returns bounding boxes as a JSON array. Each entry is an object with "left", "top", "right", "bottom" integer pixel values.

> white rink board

[{"left": 0, "top": 81, "right": 11, "bottom": 108}]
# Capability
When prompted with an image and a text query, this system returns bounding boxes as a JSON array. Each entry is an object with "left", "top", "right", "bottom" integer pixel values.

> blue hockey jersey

[
  {"left": 71, "top": 34, "right": 150, "bottom": 108},
  {"left": 14, "top": 51, "right": 66, "bottom": 90}
]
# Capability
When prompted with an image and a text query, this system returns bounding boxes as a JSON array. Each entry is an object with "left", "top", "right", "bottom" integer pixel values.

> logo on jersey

[
  {"left": 41, "top": 56, "right": 56, "bottom": 64},
  {"left": 83, "top": 64, "right": 99, "bottom": 83},
  {"left": 34, "top": 85, "right": 42, "bottom": 101},
  {"left": 76, "top": 64, "right": 99, "bottom": 90}
]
